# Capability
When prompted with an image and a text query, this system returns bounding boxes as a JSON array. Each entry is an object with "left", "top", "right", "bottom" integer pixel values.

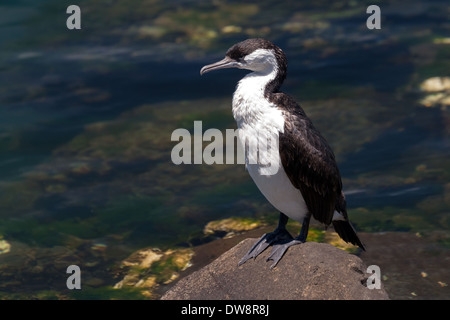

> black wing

[{"left": 274, "top": 93, "right": 343, "bottom": 225}]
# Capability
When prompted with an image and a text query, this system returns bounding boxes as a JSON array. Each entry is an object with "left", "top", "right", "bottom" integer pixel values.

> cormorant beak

[{"left": 200, "top": 56, "right": 239, "bottom": 75}]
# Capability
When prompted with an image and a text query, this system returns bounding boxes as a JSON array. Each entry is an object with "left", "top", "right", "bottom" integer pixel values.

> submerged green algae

[
  {"left": 1, "top": 88, "right": 449, "bottom": 298},
  {"left": 4, "top": 87, "right": 444, "bottom": 250}
]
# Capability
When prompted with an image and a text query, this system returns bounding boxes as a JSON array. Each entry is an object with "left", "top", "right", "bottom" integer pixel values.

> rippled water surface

[{"left": 0, "top": 0, "right": 449, "bottom": 299}]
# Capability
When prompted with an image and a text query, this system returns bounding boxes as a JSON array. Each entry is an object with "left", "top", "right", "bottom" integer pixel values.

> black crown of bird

[{"left": 201, "top": 38, "right": 365, "bottom": 269}]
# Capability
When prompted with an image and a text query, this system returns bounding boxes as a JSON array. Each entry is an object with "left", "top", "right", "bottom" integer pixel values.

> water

[{"left": 0, "top": 0, "right": 449, "bottom": 299}]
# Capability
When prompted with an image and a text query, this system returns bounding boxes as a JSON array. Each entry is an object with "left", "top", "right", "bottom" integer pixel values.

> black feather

[
  {"left": 332, "top": 220, "right": 366, "bottom": 250},
  {"left": 273, "top": 93, "right": 341, "bottom": 225}
]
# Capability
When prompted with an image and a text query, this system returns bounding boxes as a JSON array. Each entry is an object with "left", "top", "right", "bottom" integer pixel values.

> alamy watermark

[
  {"left": 171, "top": 121, "right": 280, "bottom": 176},
  {"left": 65, "top": 4, "right": 380, "bottom": 31},
  {"left": 66, "top": 265, "right": 81, "bottom": 290},
  {"left": 66, "top": 5, "right": 81, "bottom": 30},
  {"left": 366, "top": 5, "right": 381, "bottom": 29},
  {"left": 366, "top": 265, "right": 382, "bottom": 289},
  {"left": 64, "top": 264, "right": 382, "bottom": 290}
]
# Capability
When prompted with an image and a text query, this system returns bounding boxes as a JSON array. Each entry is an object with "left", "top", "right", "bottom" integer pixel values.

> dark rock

[
  {"left": 161, "top": 238, "right": 389, "bottom": 300},
  {"left": 358, "top": 232, "right": 450, "bottom": 299}
]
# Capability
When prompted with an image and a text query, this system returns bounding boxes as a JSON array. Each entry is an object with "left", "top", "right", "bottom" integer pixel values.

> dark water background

[{"left": 0, "top": 0, "right": 449, "bottom": 299}]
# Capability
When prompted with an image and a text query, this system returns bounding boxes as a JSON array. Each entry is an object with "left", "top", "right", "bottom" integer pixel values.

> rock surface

[{"left": 161, "top": 238, "right": 389, "bottom": 300}]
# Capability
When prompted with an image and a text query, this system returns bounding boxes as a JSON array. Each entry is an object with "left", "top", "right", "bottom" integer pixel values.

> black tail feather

[{"left": 332, "top": 220, "right": 366, "bottom": 251}]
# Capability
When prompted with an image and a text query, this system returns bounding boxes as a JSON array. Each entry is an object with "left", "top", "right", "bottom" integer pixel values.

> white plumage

[{"left": 232, "top": 49, "right": 309, "bottom": 222}]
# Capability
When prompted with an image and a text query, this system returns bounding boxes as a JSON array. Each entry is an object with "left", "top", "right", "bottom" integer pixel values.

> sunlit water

[{"left": 0, "top": 0, "right": 449, "bottom": 299}]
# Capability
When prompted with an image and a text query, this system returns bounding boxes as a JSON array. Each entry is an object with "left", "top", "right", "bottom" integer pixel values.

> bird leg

[
  {"left": 238, "top": 213, "right": 292, "bottom": 266},
  {"left": 266, "top": 213, "right": 311, "bottom": 269}
]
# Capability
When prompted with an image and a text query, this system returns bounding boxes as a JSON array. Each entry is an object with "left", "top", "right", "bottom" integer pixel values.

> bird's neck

[
  {"left": 232, "top": 68, "right": 285, "bottom": 131},
  {"left": 235, "top": 65, "right": 279, "bottom": 97}
]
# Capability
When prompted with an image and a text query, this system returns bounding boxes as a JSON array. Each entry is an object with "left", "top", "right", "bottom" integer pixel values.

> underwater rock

[
  {"left": 420, "top": 77, "right": 450, "bottom": 92},
  {"left": 0, "top": 239, "right": 11, "bottom": 255},
  {"left": 0, "top": 241, "right": 80, "bottom": 293},
  {"left": 113, "top": 247, "right": 194, "bottom": 298},
  {"left": 419, "top": 77, "right": 450, "bottom": 108},
  {"left": 203, "top": 217, "right": 263, "bottom": 238},
  {"left": 221, "top": 25, "right": 242, "bottom": 34},
  {"left": 419, "top": 93, "right": 450, "bottom": 108}
]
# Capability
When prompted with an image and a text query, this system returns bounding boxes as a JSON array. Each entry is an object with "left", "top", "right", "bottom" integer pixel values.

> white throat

[
  {"left": 231, "top": 49, "right": 281, "bottom": 128},
  {"left": 230, "top": 49, "right": 285, "bottom": 177}
]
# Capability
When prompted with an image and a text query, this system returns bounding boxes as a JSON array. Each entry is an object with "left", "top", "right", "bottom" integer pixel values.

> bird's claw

[
  {"left": 266, "top": 239, "right": 303, "bottom": 268},
  {"left": 238, "top": 228, "right": 294, "bottom": 266}
]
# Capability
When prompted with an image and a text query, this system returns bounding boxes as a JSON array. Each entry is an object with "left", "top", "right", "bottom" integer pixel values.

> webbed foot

[
  {"left": 238, "top": 228, "right": 293, "bottom": 266},
  {"left": 266, "top": 239, "right": 303, "bottom": 268}
]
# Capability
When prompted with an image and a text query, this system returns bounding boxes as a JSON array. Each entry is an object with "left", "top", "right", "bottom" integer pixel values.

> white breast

[{"left": 231, "top": 61, "right": 309, "bottom": 223}]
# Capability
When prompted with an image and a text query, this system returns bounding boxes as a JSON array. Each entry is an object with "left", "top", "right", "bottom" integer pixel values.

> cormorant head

[{"left": 200, "top": 38, "right": 287, "bottom": 82}]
